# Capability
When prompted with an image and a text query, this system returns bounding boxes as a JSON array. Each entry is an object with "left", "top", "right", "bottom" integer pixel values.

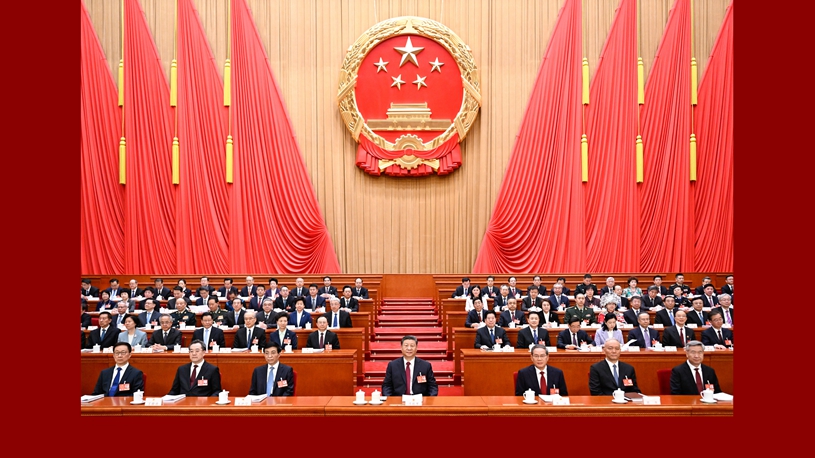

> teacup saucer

[
  {"left": 699, "top": 398, "right": 717, "bottom": 404},
  {"left": 130, "top": 400, "right": 145, "bottom": 405},
  {"left": 522, "top": 399, "right": 538, "bottom": 404},
  {"left": 352, "top": 400, "right": 368, "bottom": 405},
  {"left": 215, "top": 400, "right": 231, "bottom": 405},
  {"left": 369, "top": 400, "right": 384, "bottom": 405},
  {"left": 612, "top": 399, "right": 628, "bottom": 404}
]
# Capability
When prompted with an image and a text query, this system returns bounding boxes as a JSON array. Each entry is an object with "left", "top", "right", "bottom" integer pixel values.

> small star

[
  {"left": 429, "top": 58, "right": 444, "bottom": 73},
  {"left": 394, "top": 37, "right": 425, "bottom": 67},
  {"left": 374, "top": 57, "right": 388, "bottom": 73},
  {"left": 391, "top": 74, "right": 405, "bottom": 90},
  {"left": 413, "top": 74, "right": 427, "bottom": 90}
]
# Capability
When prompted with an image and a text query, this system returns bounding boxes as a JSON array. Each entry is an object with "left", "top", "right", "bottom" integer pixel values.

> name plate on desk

[
  {"left": 590, "top": 323, "right": 601, "bottom": 328},
  {"left": 552, "top": 397, "right": 570, "bottom": 405},
  {"left": 704, "top": 345, "right": 716, "bottom": 351},
  {"left": 653, "top": 324, "right": 664, "bottom": 329},
  {"left": 686, "top": 323, "right": 698, "bottom": 328},
  {"left": 590, "top": 346, "right": 603, "bottom": 352},
  {"left": 219, "top": 348, "right": 233, "bottom": 353},
  {"left": 103, "top": 347, "right": 113, "bottom": 353},
  {"left": 558, "top": 324, "right": 568, "bottom": 328},
  {"left": 301, "top": 348, "right": 314, "bottom": 353},
  {"left": 235, "top": 397, "right": 252, "bottom": 406},
  {"left": 501, "top": 346, "right": 515, "bottom": 352},
  {"left": 664, "top": 346, "right": 678, "bottom": 352},
  {"left": 627, "top": 346, "right": 640, "bottom": 352},
  {"left": 546, "top": 347, "right": 557, "bottom": 353},
  {"left": 145, "top": 398, "right": 163, "bottom": 406},
  {"left": 642, "top": 395, "right": 661, "bottom": 405},
  {"left": 177, "top": 348, "right": 189, "bottom": 353},
  {"left": 140, "top": 347, "right": 153, "bottom": 353},
  {"left": 623, "top": 324, "right": 634, "bottom": 329},
  {"left": 402, "top": 394, "right": 423, "bottom": 406}
]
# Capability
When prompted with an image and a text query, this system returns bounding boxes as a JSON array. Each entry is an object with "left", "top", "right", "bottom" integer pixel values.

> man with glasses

[
  {"left": 167, "top": 340, "right": 222, "bottom": 397},
  {"left": 91, "top": 342, "right": 144, "bottom": 397},
  {"left": 669, "top": 340, "right": 722, "bottom": 395},
  {"left": 515, "top": 345, "right": 568, "bottom": 395}
]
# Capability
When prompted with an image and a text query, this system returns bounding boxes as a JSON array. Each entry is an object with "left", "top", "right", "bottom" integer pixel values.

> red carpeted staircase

[{"left": 359, "top": 297, "right": 460, "bottom": 394}]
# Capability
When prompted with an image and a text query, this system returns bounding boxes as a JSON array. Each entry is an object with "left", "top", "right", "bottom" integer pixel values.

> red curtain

[
  {"left": 584, "top": 0, "right": 640, "bottom": 272},
  {"left": 121, "top": 0, "right": 177, "bottom": 274},
  {"left": 175, "top": 0, "right": 231, "bottom": 273},
  {"left": 473, "top": 0, "right": 584, "bottom": 274},
  {"left": 638, "top": 0, "right": 693, "bottom": 272},
  {"left": 694, "top": 3, "right": 734, "bottom": 271},
  {"left": 229, "top": 0, "right": 340, "bottom": 273},
  {"left": 80, "top": 0, "right": 125, "bottom": 274}
]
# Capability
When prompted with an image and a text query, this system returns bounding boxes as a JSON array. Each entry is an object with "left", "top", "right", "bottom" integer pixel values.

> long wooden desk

[
  {"left": 451, "top": 327, "right": 733, "bottom": 383},
  {"left": 81, "top": 350, "right": 357, "bottom": 397},
  {"left": 81, "top": 395, "right": 732, "bottom": 416},
  {"left": 87, "top": 307, "right": 374, "bottom": 328},
  {"left": 460, "top": 348, "right": 734, "bottom": 396}
]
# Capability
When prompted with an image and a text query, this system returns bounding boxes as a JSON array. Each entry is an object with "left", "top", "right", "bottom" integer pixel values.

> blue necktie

[
  {"left": 109, "top": 367, "right": 121, "bottom": 396},
  {"left": 100, "top": 328, "right": 106, "bottom": 341},
  {"left": 533, "top": 330, "right": 538, "bottom": 344},
  {"left": 333, "top": 314, "right": 338, "bottom": 328},
  {"left": 669, "top": 310, "right": 675, "bottom": 325},
  {"left": 204, "top": 329, "right": 210, "bottom": 347},
  {"left": 266, "top": 366, "right": 275, "bottom": 396},
  {"left": 490, "top": 328, "right": 495, "bottom": 343},
  {"left": 612, "top": 364, "right": 619, "bottom": 386}
]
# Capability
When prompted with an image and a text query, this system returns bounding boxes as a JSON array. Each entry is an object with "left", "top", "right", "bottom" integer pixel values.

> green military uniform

[
  {"left": 563, "top": 305, "right": 596, "bottom": 325},
  {"left": 209, "top": 308, "right": 228, "bottom": 324},
  {"left": 171, "top": 310, "right": 196, "bottom": 328}
]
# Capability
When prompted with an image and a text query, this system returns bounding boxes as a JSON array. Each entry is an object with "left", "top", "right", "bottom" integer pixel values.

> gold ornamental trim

[
  {"left": 338, "top": 16, "right": 481, "bottom": 152},
  {"left": 378, "top": 155, "right": 440, "bottom": 171}
]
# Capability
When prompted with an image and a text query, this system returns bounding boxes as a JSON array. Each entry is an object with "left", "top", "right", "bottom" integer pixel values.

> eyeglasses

[{"left": 113, "top": 351, "right": 129, "bottom": 356}]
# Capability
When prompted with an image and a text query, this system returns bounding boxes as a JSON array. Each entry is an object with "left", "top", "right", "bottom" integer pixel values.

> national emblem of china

[{"left": 338, "top": 17, "right": 481, "bottom": 176}]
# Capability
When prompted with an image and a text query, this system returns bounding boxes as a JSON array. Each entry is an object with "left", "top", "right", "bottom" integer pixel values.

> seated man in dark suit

[
  {"left": 622, "top": 296, "right": 646, "bottom": 324},
  {"left": 716, "top": 294, "right": 734, "bottom": 326},
  {"left": 239, "top": 276, "right": 258, "bottom": 298},
  {"left": 256, "top": 298, "right": 278, "bottom": 329},
  {"left": 81, "top": 278, "right": 100, "bottom": 300},
  {"left": 686, "top": 297, "right": 711, "bottom": 328},
  {"left": 154, "top": 278, "right": 173, "bottom": 301},
  {"left": 694, "top": 276, "right": 715, "bottom": 295},
  {"left": 670, "top": 340, "right": 721, "bottom": 395},
  {"left": 474, "top": 311, "right": 512, "bottom": 349},
  {"left": 661, "top": 310, "right": 695, "bottom": 348},
  {"left": 81, "top": 301, "right": 92, "bottom": 329},
  {"left": 233, "top": 310, "right": 267, "bottom": 350},
  {"left": 325, "top": 297, "right": 353, "bottom": 329},
  {"left": 522, "top": 286, "right": 544, "bottom": 311},
  {"left": 588, "top": 338, "right": 639, "bottom": 395},
  {"left": 149, "top": 314, "right": 183, "bottom": 351},
  {"left": 555, "top": 277, "right": 571, "bottom": 296},
  {"left": 465, "top": 298, "right": 488, "bottom": 328},
  {"left": 574, "top": 274, "right": 598, "bottom": 296},
  {"left": 225, "top": 298, "right": 246, "bottom": 328},
  {"left": 269, "top": 313, "right": 298, "bottom": 349},
  {"left": 699, "top": 283, "right": 719, "bottom": 309},
  {"left": 305, "top": 316, "right": 341, "bottom": 349},
  {"left": 701, "top": 311, "right": 733, "bottom": 349},
  {"left": 654, "top": 296, "right": 678, "bottom": 326},
  {"left": 306, "top": 284, "right": 327, "bottom": 311},
  {"left": 627, "top": 311, "right": 661, "bottom": 348},
  {"left": 720, "top": 275, "right": 733, "bottom": 301},
  {"left": 452, "top": 277, "right": 472, "bottom": 298},
  {"left": 167, "top": 340, "right": 222, "bottom": 397},
  {"left": 248, "top": 285, "right": 267, "bottom": 311},
  {"left": 274, "top": 286, "right": 295, "bottom": 312},
  {"left": 192, "top": 312, "right": 226, "bottom": 351},
  {"left": 515, "top": 345, "right": 568, "bottom": 395},
  {"left": 198, "top": 276, "right": 216, "bottom": 295},
  {"left": 381, "top": 335, "right": 438, "bottom": 396},
  {"left": 547, "top": 283, "right": 571, "bottom": 310},
  {"left": 669, "top": 273, "right": 691, "bottom": 297},
  {"left": 137, "top": 299, "right": 162, "bottom": 328},
  {"left": 526, "top": 275, "right": 546, "bottom": 296},
  {"left": 352, "top": 278, "right": 369, "bottom": 300},
  {"left": 516, "top": 312, "right": 550, "bottom": 349},
  {"left": 91, "top": 342, "right": 144, "bottom": 397},
  {"left": 86, "top": 311, "right": 120, "bottom": 349},
  {"left": 499, "top": 298, "right": 526, "bottom": 327},
  {"left": 195, "top": 287, "right": 213, "bottom": 307},
  {"left": 319, "top": 276, "right": 339, "bottom": 298},
  {"left": 339, "top": 286, "right": 360, "bottom": 312},
  {"left": 170, "top": 298, "right": 196, "bottom": 328},
  {"left": 216, "top": 278, "right": 239, "bottom": 301},
  {"left": 642, "top": 286, "right": 664, "bottom": 309},
  {"left": 611, "top": 285, "right": 630, "bottom": 309},
  {"left": 249, "top": 342, "right": 295, "bottom": 396},
  {"left": 127, "top": 279, "right": 145, "bottom": 299},
  {"left": 556, "top": 317, "right": 594, "bottom": 350}
]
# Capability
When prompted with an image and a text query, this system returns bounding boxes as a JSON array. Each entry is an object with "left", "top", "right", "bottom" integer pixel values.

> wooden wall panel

[{"left": 85, "top": 0, "right": 730, "bottom": 274}]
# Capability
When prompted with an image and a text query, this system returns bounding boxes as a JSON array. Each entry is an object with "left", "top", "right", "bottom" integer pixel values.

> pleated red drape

[
  {"left": 638, "top": 0, "right": 693, "bottom": 272},
  {"left": 473, "top": 0, "right": 584, "bottom": 274},
  {"left": 694, "top": 3, "right": 734, "bottom": 271},
  {"left": 80, "top": 0, "right": 125, "bottom": 274},
  {"left": 175, "top": 0, "right": 231, "bottom": 273},
  {"left": 229, "top": 0, "right": 340, "bottom": 273},
  {"left": 121, "top": 0, "right": 177, "bottom": 274},
  {"left": 584, "top": 0, "right": 640, "bottom": 272}
]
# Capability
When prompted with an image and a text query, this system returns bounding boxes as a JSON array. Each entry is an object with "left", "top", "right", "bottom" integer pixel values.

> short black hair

[
  {"left": 401, "top": 335, "right": 418, "bottom": 345},
  {"left": 109, "top": 278, "right": 119, "bottom": 284},
  {"left": 584, "top": 274, "right": 592, "bottom": 279},
  {"left": 113, "top": 341, "right": 132, "bottom": 352},
  {"left": 653, "top": 275, "right": 663, "bottom": 280},
  {"left": 264, "top": 341, "right": 282, "bottom": 352},
  {"left": 201, "top": 312, "right": 213, "bottom": 319},
  {"left": 487, "top": 275, "right": 495, "bottom": 280},
  {"left": 485, "top": 310, "right": 497, "bottom": 319},
  {"left": 309, "top": 283, "right": 319, "bottom": 289},
  {"left": 529, "top": 286, "right": 539, "bottom": 292},
  {"left": 568, "top": 316, "right": 581, "bottom": 325},
  {"left": 323, "top": 276, "right": 332, "bottom": 281},
  {"left": 462, "top": 277, "right": 470, "bottom": 282},
  {"left": 269, "top": 277, "right": 279, "bottom": 283},
  {"left": 99, "top": 311, "right": 113, "bottom": 320},
  {"left": 81, "top": 278, "right": 92, "bottom": 284},
  {"left": 343, "top": 285, "right": 352, "bottom": 291},
  {"left": 173, "top": 286, "right": 184, "bottom": 292}
]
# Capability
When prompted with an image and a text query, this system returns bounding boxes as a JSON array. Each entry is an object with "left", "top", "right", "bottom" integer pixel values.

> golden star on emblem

[
  {"left": 413, "top": 74, "right": 427, "bottom": 90},
  {"left": 391, "top": 74, "right": 405, "bottom": 90},
  {"left": 429, "top": 58, "right": 444, "bottom": 73},
  {"left": 374, "top": 57, "right": 388, "bottom": 73},
  {"left": 394, "top": 37, "right": 424, "bottom": 67}
]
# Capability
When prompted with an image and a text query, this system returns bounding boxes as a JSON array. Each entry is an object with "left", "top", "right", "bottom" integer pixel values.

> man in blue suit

[
  {"left": 289, "top": 300, "right": 313, "bottom": 328},
  {"left": 91, "top": 342, "right": 144, "bottom": 397},
  {"left": 515, "top": 345, "right": 568, "bottom": 396},
  {"left": 305, "top": 285, "right": 326, "bottom": 311},
  {"left": 249, "top": 342, "right": 295, "bottom": 396},
  {"left": 547, "top": 283, "right": 570, "bottom": 310},
  {"left": 628, "top": 312, "right": 661, "bottom": 348},
  {"left": 701, "top": 311, "right": 733, "bottom": 349},
  {"left": 382, "top": 335, "right": 438, "bottom": 396}
]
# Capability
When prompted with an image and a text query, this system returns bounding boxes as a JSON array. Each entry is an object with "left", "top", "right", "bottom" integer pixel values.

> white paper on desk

[
  {"left": 245, "top": 394, "right": 268, "bottom": 402},
  {"left": 402, "top": 394, "right": 422, "bottom": 405},
  {"left": 713, "top": 392, "right": 733, "bottom": 401},
  {"left": 162, "top": 394, "right": 186, "bottom": 402},
  {"left": 81, "top": 349, "right": 93, "bottom": 353},
  {"left": 230, "top": 347, "right": 249, "bottom": 353},
  {"left": 81, "top": 394, "right": 104, "bottom": 403}
]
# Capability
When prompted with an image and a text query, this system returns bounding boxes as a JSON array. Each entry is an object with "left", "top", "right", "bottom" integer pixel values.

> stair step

[
  {"left": 377, "top": 315, "right": 438, "bottom": 321},
  {"left": 369, "top": 341, "right": 448, "bottom": 351},
  {"left": 379, "top": 307, "right": 437, "bottom": 313},
  {"left": 364, "top": 361, "right": 454, "bottom": 374},
  {"left": 382, "top": 297, "right": 435, "bottom": 302}
]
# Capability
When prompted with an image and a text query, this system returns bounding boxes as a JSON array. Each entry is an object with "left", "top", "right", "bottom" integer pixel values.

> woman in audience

[
  {"left": 96, "top": 291, "right": 114, "bottom": 311},
  {"left": 622, "top": 277, "right": 642, "bottom": 298},
  {"left": 534, "top": 301, "right": 560, "bottom": 327},
  {"left": 593, "top": 314, "right": 623, "bottom": 347},
  {"left": 585, "top": 288, "right": 601, "bottom": 308},
  {"left": 177, "top": 279, "right": 193, "bottom": 298},
  {"left": 117, "top": 315, "right": 148, "bottom": 347},
  {"left": 464, "top": 285, "right": 485, "bottom": 311},
  {"left": 118, "top": 290, "right": 137, "bottom": 312},
  {"left": 671, "top": 286, "right": 690, "bottom": 308}
]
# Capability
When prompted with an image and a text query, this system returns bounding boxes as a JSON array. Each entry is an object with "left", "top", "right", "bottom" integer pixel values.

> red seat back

[
  {"left": 657, "top": 369, "right": 672, "bottom": 395},
  {"left": 292, "top": 370, "right": 298, "bottom": 396},
  {"left": 512, "top": 371, "right": 518, "bottom": 391}
]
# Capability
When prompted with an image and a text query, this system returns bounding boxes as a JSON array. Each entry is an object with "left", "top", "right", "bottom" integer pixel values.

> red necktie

[
  {"left": 680, "top": 328, "right": 685, "bottom": 345},
  {"left": 405, "top": 361, "right": 411, "bottom": 394},
  {"left": 540, "top": 370, "right": 548, "bottom": 394},
  {"left": 694, "top": 367, "right": 703, "bottom": 394},
  {"left": 319, "top": 332, "right": 324, "bottom": 348},
  {"left": 190, "top": 364, "right": 198, "bottom": 389}
]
